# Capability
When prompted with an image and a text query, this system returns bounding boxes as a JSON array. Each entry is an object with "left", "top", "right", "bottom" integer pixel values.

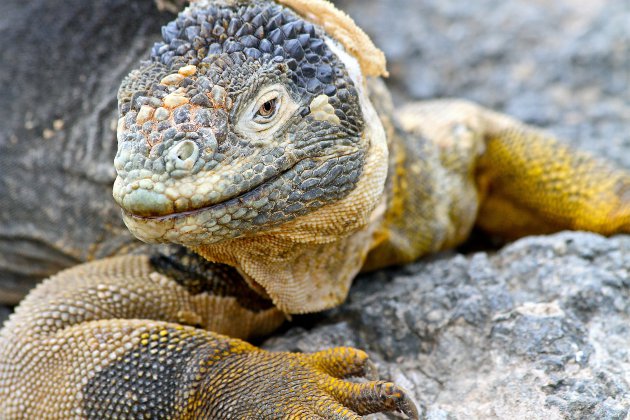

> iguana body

[
  {"left": 1, "top": 0, "right": 629, "bottom": 418},
  {"left": 0, "top": 0, "right": 169, "bottom": 305}
]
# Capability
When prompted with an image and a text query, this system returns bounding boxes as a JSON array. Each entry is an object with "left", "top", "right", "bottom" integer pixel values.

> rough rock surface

[
  {"left": 265, "top": 232, "right": 630, "bottom": 418},
  {"left": 1, "top": 0, "right": 629, "bottom": 418}
]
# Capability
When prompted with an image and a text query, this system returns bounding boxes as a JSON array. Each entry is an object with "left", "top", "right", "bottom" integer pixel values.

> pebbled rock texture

[{"left": 265, "top": 232, "right": 630, "bottom": 419}]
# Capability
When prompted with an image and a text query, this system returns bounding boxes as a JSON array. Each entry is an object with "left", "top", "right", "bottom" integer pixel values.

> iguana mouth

[
  {"left": 120, "top": 147, "right": 368, "bottom": 247},
  {"left": 123, "top": 160, "right": 301, "bottom": 222}
]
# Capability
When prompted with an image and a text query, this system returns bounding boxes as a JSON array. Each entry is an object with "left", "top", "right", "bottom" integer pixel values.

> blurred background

[
  {"left": 0, "top": 0, "right": 629, "bottom": 321},
  {"left": 337, "top": 0, "right": 630, "bottom": 166}
]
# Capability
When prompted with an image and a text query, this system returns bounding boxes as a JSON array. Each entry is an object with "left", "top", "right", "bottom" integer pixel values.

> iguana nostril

[
  {"left": 168, "top": 140, "right": 199, "bottom": 171},
  {"left": 176, "top": 141, "right": 196, "bottom": 161}
]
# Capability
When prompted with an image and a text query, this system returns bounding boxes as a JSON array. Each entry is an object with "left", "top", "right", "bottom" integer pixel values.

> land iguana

[{"left": 1, "top": 0, "right": 629, "bottom": 417}]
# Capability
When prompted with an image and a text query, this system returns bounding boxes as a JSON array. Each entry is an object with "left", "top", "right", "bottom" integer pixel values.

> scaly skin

[{"left": 1, "top": 0, "right": 629, "bottom": 418}]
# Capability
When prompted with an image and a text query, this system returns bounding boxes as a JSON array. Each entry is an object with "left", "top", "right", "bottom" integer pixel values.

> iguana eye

[
  {"left": 235, "top": 84, "right": 298, "bottom": 139},
  {"left": 256, "top": 98, "right": 278, "bottom": 119},
  {"left": 253, "top": 96, "right": 279, "bottom": 123}
]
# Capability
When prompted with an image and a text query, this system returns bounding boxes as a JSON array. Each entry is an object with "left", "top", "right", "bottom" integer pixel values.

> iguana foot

[
  {"left": 219, "top": 346, "right": 420, "bottom": 419},
  {"left": 0, "top": 257, "right": 418, "bottom": 419}
]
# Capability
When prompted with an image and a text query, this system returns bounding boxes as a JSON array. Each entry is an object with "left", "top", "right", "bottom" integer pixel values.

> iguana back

[{"left": 0, "top": 0, "right": 169, "bottom": 304}]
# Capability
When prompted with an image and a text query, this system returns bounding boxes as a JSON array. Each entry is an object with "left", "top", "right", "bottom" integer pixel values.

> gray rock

[{"left": 265, "top": 232, "right": 630, "bottom": 418}]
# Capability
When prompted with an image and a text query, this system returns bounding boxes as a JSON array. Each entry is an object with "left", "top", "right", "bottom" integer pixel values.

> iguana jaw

[
  {"left": 123, "top": 168, "right": 293, "bottom": 222},
  {"left": 118, "top": 151, "right": 359, "bottom": 245},
  {"left": 117, "top": 156, "right": 303, "bottom": 221}
]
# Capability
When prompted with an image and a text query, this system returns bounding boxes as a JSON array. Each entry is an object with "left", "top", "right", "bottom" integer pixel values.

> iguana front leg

[
  {"left": 397, "top": 100, "right": 630, "bottom": 242},
  {"left": 0, "top": 254, "right": 417, "bottom": 419}
]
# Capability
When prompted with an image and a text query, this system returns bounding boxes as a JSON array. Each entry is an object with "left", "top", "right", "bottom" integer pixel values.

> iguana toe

[
  {"left": 308, "top": 347, "right": 419, "bottom": 418},
  {"left": 219, "top": 346, "right": 419, "bottom": 419},
  {"left": 309, "top": 347, "right": 378, "bottom": 380},
  {"left": 325, "top": 379, "right": 420, "bottom": 419}
]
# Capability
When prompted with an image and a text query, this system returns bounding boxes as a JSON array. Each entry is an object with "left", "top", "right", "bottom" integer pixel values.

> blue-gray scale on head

[{"left": 114, "top": 0, "right": 366, "bottom": 244}]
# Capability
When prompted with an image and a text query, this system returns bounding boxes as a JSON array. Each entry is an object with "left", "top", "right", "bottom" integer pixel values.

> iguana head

[{"left": 114, "top": 0, "right": 386, "bottom": 247}]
